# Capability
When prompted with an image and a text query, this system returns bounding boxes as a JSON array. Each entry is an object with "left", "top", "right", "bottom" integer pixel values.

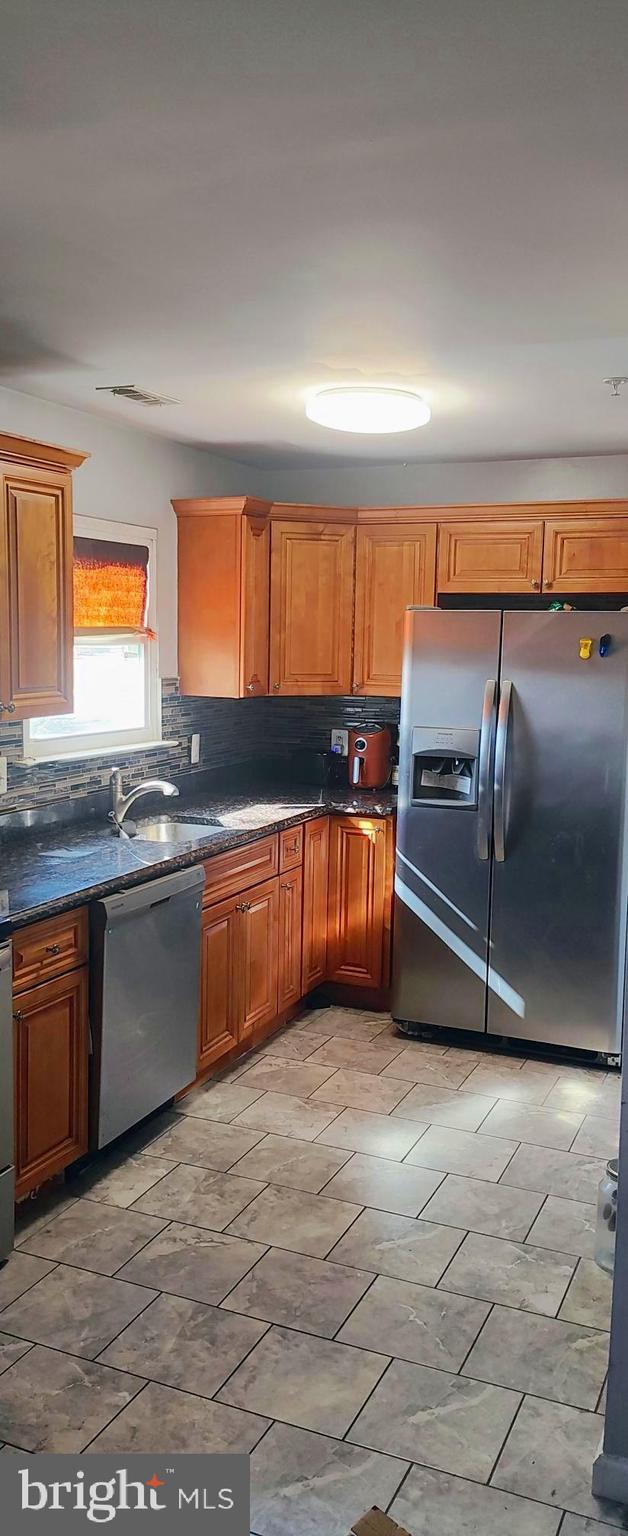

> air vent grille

[{"left": 95, "top": 385, "right": 179, "bottom": 407}]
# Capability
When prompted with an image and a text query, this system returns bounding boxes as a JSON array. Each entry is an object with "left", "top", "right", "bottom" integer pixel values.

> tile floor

[{"left": 0, "top": 1004, "right": 626, "bottom": 1535}]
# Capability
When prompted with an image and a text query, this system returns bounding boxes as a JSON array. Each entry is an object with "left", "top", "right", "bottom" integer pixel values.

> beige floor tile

[
  {"left": 381, "top": 1051, "right": 475, "bottom": 1088},
  {"left": 227, "top": 1183, "right": 361, "bottom": 1257},
  {"left": 460, "top": 1066, "right": 551, "bottom": 1104},
  {"left": 527, "top": 1196, "right": 597, "bottom": 1259},
  {"left": 311, "top": 1068, "right": 412, "bottom": 1113},
  {"left": 571, "top": 1117, "right": 620, "bottom": 1160},
  {"left": 175, "top": 1080, "right": 265, "bottom": 1122},
  {"left": 0, "top": 1252, "right": 57, "bottom": 1311},
  {"left": 0, "top": 1265, "right": 157, "bottom": 1358},
  {"left": 305, "top": 1035, "right": 407, "bottom": 1074},
  {"left": 89, "top": 1379, "right": 269, "bottom": 1453},
  {"left": 0, "top": 1335, "right": 33, "bottom": 1376},
  {"left": 338, "top": 1273, "right": 489, "bottom": 1370},
  {"left": 234, "top": 1092, "right": 341, "bottom": 1141},
  {"left": 142, "top": 1115, "right": 265, "bottom": 1171},
  {"left": 132, "top": 1163, "right": 265, "bottom": 1229},
  {"left": 221, "top": 1246, "right": 373, "bottom": 1336},
  {"left": 559, "top": 1260, "right": 614, "bottom": 1331},
  {"left": 420, "top": 1173, "right": 544, "bottom": 1240},
  {"left": 0, "top": 1345, "right": 143, "bottom": 1453},
  {"left": 18, "top": 1198, "right": 166, "bottom": 1276},
  {"left": 99, "top": 1292, "right": 267, "bottom": 1396},
  {"left": 501, "top": 1145, "right": 606, "bottom": 1203},
  {"left": 479, "top": 1099, "right": 583, "bottom": 1150},
  {"left": 543, "top": 1080, "right": 620, "bottom": 1119},
  {"left": 72, "top": 1151, "right": 175, "bottom": 1208},
  {"left": 348, "top": 1357, "right": 520, "bottom": 1480},
  {"left": 389, "top": 1463, "right": 562, "bottom": 1536},
  {"left": 259, "top": 1031, "right": 330, "bottom": 1060},
  {"left": 230, "top": 1133, "right": 352, "bottom": 1192},
  {"left": 218, "top": 1323, "right": 388, "bottom": 1436},
  {"left": 250, "top": 1421, "right": 408, "bottom": 1536},
  {"left": 491, "top": 1395, "right": 621, "bottom": 1523},
  {"left": 391, "top": 1084, "right": 496, "bottom": 1132},
  {"left": 315, "top": 1106, "right": 426, "bottom": 1160},
  {"left": 463, "top": 1304, "right": 608, "bottom": 1409},
  {"left": 328, "top": 1208, "right": 464, "bottom": 1285},
  {"left": 322, "top": 1153, "right": 444, "bottom": 1217},
  {"left": 117, "top": 1222, "right": 266, "bottom": 1304},
  {"left": 440, "top": 1230, "right": 575, "bottom": 1315},
  {"left": 406, "top": 1125, "right": 518, "bottom": 1181},
  {"left": 235, "top": 1058, "right": 337, "bottom": 1097}
]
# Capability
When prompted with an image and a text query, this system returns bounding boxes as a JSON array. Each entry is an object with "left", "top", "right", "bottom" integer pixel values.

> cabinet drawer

[
  {"left": 279, "top": 823, "right": 303, "bottom": 871},
  {"left": 202, "top": 833, "right": 279, "bottom": 906},
  {"left": 13, "top": 907, "right": 88, "bottom": 993}
]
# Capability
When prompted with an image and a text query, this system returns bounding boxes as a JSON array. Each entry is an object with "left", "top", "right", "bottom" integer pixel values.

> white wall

[
  {"left": 260, "top": 453, "right": 628, "bottom": 507},
  {"left": 0, "top": 386, "right": 256, "bottom": 675}
]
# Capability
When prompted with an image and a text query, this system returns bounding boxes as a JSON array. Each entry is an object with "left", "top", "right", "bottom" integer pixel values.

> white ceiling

[{"left": 3, "top": 0, "right": 628, "bottom": 467}]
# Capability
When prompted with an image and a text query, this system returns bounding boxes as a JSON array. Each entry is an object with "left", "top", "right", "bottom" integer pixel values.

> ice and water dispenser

[{"left": 410, "top": 726, "right": 480, "bottom": 806}]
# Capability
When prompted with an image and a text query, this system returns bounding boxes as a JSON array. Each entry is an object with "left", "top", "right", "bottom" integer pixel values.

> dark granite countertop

[{"left": 0, "top": 782, "right": 396, "bottom": 937}]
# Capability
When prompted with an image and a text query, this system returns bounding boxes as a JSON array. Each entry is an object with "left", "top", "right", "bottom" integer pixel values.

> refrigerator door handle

[
  {"left": 494, "top": 679, "right": 513, "bottom": 862},
  {"left": 477, "top": 678, "right": 497, "bottom": 861}
]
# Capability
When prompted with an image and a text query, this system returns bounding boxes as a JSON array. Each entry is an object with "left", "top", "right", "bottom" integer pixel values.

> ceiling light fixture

[{"left": 305, "top": 386, "right": 431, "bottom": 434}]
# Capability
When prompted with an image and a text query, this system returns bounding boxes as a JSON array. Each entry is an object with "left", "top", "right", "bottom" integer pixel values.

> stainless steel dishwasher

[
  {"left": 90, "top": 865, "right": 204, "bottom": 1148},
  {"left": 0, "top": 942, "right": 15, "bottom": 1260}
]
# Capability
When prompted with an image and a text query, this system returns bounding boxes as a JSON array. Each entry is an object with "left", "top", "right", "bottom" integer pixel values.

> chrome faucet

[{"left": 110, "top": 768, "right": 179, "bottom": 834}]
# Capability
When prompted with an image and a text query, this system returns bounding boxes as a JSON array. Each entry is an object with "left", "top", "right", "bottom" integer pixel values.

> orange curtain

[{"left": 74, "top": 537, "right": 149, "bottom": 631}]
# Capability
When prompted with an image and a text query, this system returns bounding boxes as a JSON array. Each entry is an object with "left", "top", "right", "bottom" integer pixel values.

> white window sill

[{"left": 21, "top": 739, "right": 180, "bottom": 766}]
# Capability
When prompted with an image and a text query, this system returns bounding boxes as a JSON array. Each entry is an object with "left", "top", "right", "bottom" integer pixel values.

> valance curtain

[{"left": 73, "top": 537, "right": 149, "bottom": 632}]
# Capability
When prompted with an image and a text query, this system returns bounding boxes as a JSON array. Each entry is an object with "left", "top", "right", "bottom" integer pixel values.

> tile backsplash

[{"left": 0, "top": 682, "right": 400, "bottom": 815}]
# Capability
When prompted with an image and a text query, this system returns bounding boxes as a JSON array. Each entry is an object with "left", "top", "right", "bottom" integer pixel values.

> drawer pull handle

[
  {"left": 45, "top": 943, "right": 61, "bottom": 955},
  {"left": 235, "top": 901, "right": 251, "bottom": 912},
  {"left": 13, "top": 1010, "right": 24, "bottom": 1023}
]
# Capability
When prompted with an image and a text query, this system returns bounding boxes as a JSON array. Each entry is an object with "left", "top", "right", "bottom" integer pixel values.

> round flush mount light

[{"left": 305, "top": 386, "right": 431, "bottom": 434}]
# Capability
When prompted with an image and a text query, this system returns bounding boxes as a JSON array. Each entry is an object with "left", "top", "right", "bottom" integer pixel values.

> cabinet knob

[
  {"left": 352, "top": 682, "right": 360, "bottom": 694},
  {"left": 13, "top": 1010, "right": 24, "bottom": 1023},
  {"left": 530, "top": 580, "right": 540, "bottom": 590},
  {"left": 545, "top": 580, "right": 553, "bottom": 590},
  {"left": 45, "top": 943, "right": 61, "bottom": 955},
  {"left": 235, "top": 900, "right": 251, "bottom": 912},
  {"left": 246, "top": 682, "right": 255, "bottom": 694},
  {"left": 0, "top": 700, "right": 15, "bottom": 714},
  {"left": 272, "top": 682, "right": 280, "bottom": 692}
]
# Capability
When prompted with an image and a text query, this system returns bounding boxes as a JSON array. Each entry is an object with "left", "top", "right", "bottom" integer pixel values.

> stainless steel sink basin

[{"left": 133, "top": 817, "right": 224, "bottom": 844}]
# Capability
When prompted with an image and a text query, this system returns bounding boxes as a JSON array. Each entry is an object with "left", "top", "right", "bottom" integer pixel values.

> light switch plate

[
  {"left": 190, "top": 733, "right": 200, "bottom": 765},
  {"left": 0, "top": 756, "right": 7, "bottom": 795},
  {"left": 330, "top": 728, "right": 349, "bottom": 756}
]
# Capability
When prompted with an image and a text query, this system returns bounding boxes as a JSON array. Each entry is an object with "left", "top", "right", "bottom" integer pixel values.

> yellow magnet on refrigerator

[{"left": 579, "top": 637, "right": 593, "bottom": 660}]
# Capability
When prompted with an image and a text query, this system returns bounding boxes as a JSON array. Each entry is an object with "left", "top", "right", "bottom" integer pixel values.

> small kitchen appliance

[{"left": 348, "top": 725, "right": 393, "bottom": 789}]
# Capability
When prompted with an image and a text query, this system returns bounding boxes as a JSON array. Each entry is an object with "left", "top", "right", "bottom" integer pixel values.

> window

[{"left": 24, "top": 517, "right": 162, "bottom": 760}]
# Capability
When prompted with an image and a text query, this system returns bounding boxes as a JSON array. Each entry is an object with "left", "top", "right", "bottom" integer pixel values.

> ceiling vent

[{"left": 95, "top": 385, "right": 179, "bottom": 407}]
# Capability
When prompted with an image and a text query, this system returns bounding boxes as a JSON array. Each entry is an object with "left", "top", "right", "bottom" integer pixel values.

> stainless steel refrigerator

[{"left": 391, "top": 608, "right": 628, "bottom": 1059}]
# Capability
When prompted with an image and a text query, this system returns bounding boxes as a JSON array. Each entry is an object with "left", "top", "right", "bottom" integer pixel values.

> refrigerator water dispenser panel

[{"left": 411, "top": 726, "right": 480, "bottom": 807}]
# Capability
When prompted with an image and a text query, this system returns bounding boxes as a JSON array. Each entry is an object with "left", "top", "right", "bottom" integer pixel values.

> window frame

[{"left": 24, "top": 516, "right": 162, "bottom": 762}]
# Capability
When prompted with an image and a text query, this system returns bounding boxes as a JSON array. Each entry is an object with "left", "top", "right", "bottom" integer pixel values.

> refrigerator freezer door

[
  {"left": 487, "top": 611, "right": 628, "bottom": 1053},
  {"left": 392, "top": 608, "right": 501, "bottom": 1032}
]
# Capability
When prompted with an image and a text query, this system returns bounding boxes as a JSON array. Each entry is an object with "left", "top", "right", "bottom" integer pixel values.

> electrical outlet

[
  {"left": 190, "top": 733, "right": 200, "bottom": 765},
  {"left": 330, "top": 728, "right": 348, "bottom": 756},
  {"left": 0, "top": 756, "right": 7, "bottom": 795}
]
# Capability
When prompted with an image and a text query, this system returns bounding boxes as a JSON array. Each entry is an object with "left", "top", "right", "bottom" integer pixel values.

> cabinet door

[
  {"left": 278, "top": 867, "right": 303, "bottom": 1013},
  {"left": 198, "top": 895, "right": 240, "bottom": 1073},
  {"left": 437, "top": 520, "right": 544, "bottom": 593},
  {"left": 239, "top": 876, "right": 279, "bottom": 1040},
  {"left": 270, "top": 521, "right": 355, "bottom": 693},
  {"left": 327, "top": 817, "right": 389, "bottom": 988},
  {"left": 14, "top": 966, "right": 89, "bottom": 1197},
  {"left": 240, "top": 515, "right": 270, "bottom": 695},
  {"left": 543, "top": 518, "right": 628, "bottom": 593},
  {"left": 0, "top": 467, "right": 73, "bottom": 719},
  {"left": 302, "top": 816, "right": 330, "bottom": 994},
  {"left": 354, "top": 524, "right": 437, "bottom": 695}
]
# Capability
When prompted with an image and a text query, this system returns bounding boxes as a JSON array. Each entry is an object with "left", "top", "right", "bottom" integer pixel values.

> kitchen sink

[{"left": 133, "top": 817, "right": 224, "bottom": 844}]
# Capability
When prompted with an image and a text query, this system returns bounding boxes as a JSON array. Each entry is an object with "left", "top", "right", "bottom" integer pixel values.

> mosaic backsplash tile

[{"left": 0, "top": 682, "right": 400, "bottom": 816}]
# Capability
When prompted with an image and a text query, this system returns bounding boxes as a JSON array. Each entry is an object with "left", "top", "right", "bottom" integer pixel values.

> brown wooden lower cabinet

[
  {"left": 278, "top": 867, "right": 303, "bottom": 1012},
  {"left": 327, "top": 816, "right": 391, "bottom": 988},
  {"left": 14, "top": 965, "right": 89, "bottom": 1198},
  {"left": 301, "top": 816, "right": 330, "bottom": 994},
  {"left": 198, "top": 893, "right": 240, "bottom": 1073},
  {"left": 239, "top": 876, "right": 279, "bottom": 1040}
]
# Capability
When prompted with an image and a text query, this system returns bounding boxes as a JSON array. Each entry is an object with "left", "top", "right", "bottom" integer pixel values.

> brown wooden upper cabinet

[
  {"left": 173, "top": 497, "right": 270, "bottom": 697},
  {"left": 542, "top": 518, "right": 628, "bottom": 593},
  {"left": 353, "top": 523, "right": 437, "bottom": 695},
  {"left": 437, "top": 518, "right": 544, "bottom": 593},
  {"left": 270, "top": 518, "right": 355, "bottom": 694},
  {"left": 0, "top": 434, "right": 87, "bottom": 721}
]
